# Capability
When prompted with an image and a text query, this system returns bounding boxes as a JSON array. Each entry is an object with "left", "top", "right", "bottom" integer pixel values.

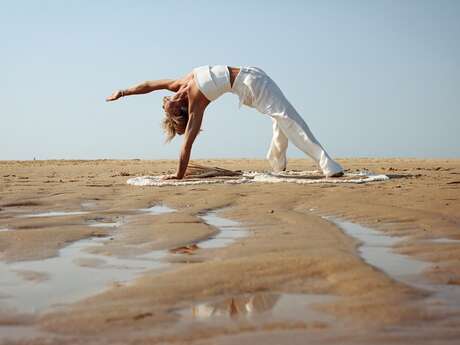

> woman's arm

[
  {"left": 106, "top": 79, "right": 181, "bottom": 102},
  {"left": 174, "top": 108, "right": 204, "bottom": 179},
  {"left": 163, "top": 82, "right": 209, "bottom": 180}
]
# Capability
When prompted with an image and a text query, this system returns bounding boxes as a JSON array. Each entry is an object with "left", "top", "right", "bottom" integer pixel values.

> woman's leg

[
  {"left": 275, "top": 111, "right": 343, "bottom": 177},
  {"left": 267, "top": 117, "right": 289, "bottom": 172},
  {"left": 240, "top": 67, "right": 343, "bottom": 176}
]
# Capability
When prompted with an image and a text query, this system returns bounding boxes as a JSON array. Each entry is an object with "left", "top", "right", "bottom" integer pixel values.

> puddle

[
  {"left": 178, "top": 293, "right": 335, "bottom": 324},
  {"left": 430, "top": 238, "right": 460, "bottom": 244},
  {"left": 0, "top": 234, "right": 167, "bottom": 313},
  {"left": 87, "top": 217, "right": 123, "bottom": 228},
  {"left": 0, "top": 325, "right": 51, "bottom": 342},
  {"left": 324, "top": 217, "right": 429, "bottom": 281},
  {"left": 135, "top": 249, "right": 169, "bottom": 261},
  {"left": 1, "top": 204, "right": 257, "bottom": 343},
  {"left": 324, "top": 216, "right": 460, "bottom": 317},
  {"left": 0, "top": 206, "right": 247, "bottom": 314},
  {"left": 197, "top": 212, "right": 249, "bottom": 249},
  {"left": 17, "top": 211, "right": 88, "bottom": 219},
  {"left": 88, "top": 221, "right": 122, "bottom": 228},
  {"left": 140, "top": 204, "right": 176, "bottom": 215},
  {"left": 0, "top": 205, "right": 247, "bottom": 314},
  {"left": 80, "top": 201, "right": 99, "bottom": 210}
]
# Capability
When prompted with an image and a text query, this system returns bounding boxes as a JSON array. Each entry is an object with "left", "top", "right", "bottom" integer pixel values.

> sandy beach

[{"left": 0, "top": 158, "right": 459, "bottom": 344}]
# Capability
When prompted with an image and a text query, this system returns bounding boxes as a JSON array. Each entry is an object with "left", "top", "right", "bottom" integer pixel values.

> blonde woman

[{"left": 106, "top": 65, "right": 343, "bottom": 179}]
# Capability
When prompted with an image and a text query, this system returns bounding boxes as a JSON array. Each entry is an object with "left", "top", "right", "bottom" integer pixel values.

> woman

[{"left": 106, "top": 65, "right": 343, "bottom": 179}]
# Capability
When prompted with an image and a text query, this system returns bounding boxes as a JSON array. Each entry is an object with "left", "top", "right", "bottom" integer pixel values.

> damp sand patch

[{"left": 127, "top": 169, "right": 389, "bottom": 187}]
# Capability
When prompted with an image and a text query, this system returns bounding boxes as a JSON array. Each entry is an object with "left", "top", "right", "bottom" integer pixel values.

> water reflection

[
  {"left": 191, "top": 293, "right": 279, "bottom": 319},
  {"left": 181, "top": 293, "right": 335, "bottom": 323}
]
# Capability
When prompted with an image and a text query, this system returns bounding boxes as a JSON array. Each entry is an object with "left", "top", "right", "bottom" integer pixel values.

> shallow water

[
  {"left": 430, "top": 238, "right": 460, "bottom": 244},
  {"left": 0, "top": 207, "right": 248, "bottom": 314},
  {"left": 198, "top": 212, "right": 249, "bottom": 249},
  {"left": 0, "top": 213, "right": 173, "bottom": 313},
  {"left": 140, "top": 204, "right": 176, "bottom": 215},
  {"left": 17, "top": 211, "right": 88, "bottom": 218},
  {"left": 0, "top": 325, "right": 49, "bottom": 342},
  {"left": 325, "top": 217, "right": 429, "bottom": 281},
  {"left": 325, "top": 216, "right": 460, "bottom": 317},
  {"left": 80, "top": 201, "right": 98, "bottom": 210},
  {"left": 87, "top": 218, "right": 124, "bottom": 228},
  {"left": 179, "top": 293, "right": 335, "bottom": 323},
  {"left": 0, "top": 235, "right": 168, "bottom": 313}
]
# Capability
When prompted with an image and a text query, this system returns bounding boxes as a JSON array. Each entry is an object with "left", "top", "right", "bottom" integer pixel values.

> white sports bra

[{"left": 193, "top": 65, "right": 232, "bottom": 101}]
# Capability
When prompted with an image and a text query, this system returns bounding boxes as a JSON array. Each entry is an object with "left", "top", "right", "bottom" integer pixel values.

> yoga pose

[{"left": 106, "top": 65, "right": 343, "bottom": 179}]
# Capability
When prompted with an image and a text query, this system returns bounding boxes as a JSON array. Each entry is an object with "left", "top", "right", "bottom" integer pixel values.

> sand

[{"left": 0, "top": 158, "right": 459, "bottom": 344}]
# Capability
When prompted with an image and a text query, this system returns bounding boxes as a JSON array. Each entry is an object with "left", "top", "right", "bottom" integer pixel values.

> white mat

[{"left": 127, "top": 170, "right": 389, "bottom": 187}]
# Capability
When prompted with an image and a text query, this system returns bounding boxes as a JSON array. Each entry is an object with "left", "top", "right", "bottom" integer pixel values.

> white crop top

[{"left": 193, "top": 65, "right": 232, "bottom": 101}]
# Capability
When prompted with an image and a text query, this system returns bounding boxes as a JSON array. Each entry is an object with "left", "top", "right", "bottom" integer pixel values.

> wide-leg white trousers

[
  {"left": 232, "top": 67, "right": 343, "bottom": 177},
  {"left": 266, "top": 115, "right": 343, "bottom": 176}
]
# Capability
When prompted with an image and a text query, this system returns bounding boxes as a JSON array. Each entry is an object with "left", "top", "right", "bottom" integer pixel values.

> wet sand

[{"left": 0, "top": 158, "right": 459, "bottom": 344}]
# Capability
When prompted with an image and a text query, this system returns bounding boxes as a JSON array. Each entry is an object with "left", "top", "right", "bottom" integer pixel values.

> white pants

[{"left": 232, "top": 67, "right": 343, "bottom": 177}]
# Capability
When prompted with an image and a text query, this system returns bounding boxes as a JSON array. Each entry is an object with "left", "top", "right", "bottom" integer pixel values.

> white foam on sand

[{"left": 127, "top": 171, "right": 389, "bottom": 187}]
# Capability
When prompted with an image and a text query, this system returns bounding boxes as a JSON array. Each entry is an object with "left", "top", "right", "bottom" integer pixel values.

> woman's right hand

[{"left": 106, "top": 90, "right": 123, "bottom": 102}]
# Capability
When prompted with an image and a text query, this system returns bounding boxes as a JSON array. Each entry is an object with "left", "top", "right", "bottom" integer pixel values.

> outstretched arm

[{"left": 106, "top": 79, "right": 181, "bottom": 102}]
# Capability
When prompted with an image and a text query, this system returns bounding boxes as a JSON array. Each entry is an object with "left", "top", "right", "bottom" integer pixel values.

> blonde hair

[{"left": 162, "top": 106, "right": 188, "bottom": 143}]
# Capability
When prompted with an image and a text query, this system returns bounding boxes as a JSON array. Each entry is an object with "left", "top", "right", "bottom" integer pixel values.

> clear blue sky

[{"left": 1, "top": 0, "right": 459, "bottom": 160}]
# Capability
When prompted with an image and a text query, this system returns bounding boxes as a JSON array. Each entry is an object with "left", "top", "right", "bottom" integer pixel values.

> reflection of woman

[
  {"left": 191, "top": 293, "right": 280, "bottom": 319},
  {"left": 106, "top": 65, "right": 344, "bottom": 179}
]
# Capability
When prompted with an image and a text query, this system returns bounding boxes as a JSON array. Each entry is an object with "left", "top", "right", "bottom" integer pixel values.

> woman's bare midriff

[{"left": 228, "top": 66, "right": 240, "bottom": 88}]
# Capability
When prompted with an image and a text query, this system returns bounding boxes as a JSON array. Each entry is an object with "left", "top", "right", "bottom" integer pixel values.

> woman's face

[{"left": 175, "top": 126, "right": 185, "bottom": 135}]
